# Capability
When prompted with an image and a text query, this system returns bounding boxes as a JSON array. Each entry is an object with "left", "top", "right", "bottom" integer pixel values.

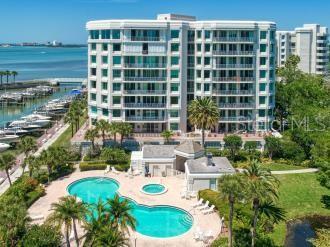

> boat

[
  {"left": 0, "top": 143, "right": 10, "bottom": 152},
  {"left": 0, "top": 131, "right": 19, "bottom": 144},
  {"left": 8, "top": 121, "right": 43, "bottom": 131},
  {"left": 21, "top": 114, "right": 52, "bottom": 120},
  {"left": 3, "top": 127, "right": 29, "bottom": 136}
]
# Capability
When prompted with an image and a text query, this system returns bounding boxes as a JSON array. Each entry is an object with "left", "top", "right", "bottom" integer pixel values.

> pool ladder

[{"left": 180, "top": 215, "right": 193, "bottom": 227}]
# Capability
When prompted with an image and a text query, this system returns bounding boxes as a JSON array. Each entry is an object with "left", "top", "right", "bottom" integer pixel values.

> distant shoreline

[{"left": 0, "top": 44, "right": 87, "bottom": 48}]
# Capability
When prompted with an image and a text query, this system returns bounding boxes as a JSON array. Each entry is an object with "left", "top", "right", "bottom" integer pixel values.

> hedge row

[{"left": 79, "top": 162, "right": 107, "bottom": 171}]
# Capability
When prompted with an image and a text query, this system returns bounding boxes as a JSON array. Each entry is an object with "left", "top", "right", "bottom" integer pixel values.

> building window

[
  {"left": 197, "top": 57, "right": 202, "bottom": 65},
  {"left": 204, "top": 70, "right": 210, "bottom": 79},
  {"left": 171, "top": 56, "right": 179, "bottom": 65},
  {"left": 205, "top": 44, "right": 211, "bottom": 52},
  {"left": 113, "top": 83, "right": 121, "bottom": 91},
  {"left": 91, "top": 55, "right": 96, "bottom": 63},
  {"left": 205, "top": 30, "right": 211, "bottom": 39},
  {"left": 90, "top": 106, "right": 97, "bottom": 114},
  {"left": 90, "top": 93, "right": 96, "bottom": 101},
  {"left": 112, "top": 29, "right": 121, "bottom": 39},
  {"left": 171, "top": 43, "right": 179, "bottom": 52},
  {"left": 101, "top": 95, "right": 108, "bottom": 103},
  {"left": 102, "top": 44, "right": 108, "bottom": 51},
  {"left": 269, "top": 83, "right": 274, "bottom": 91},
  {"left": 204, "top": 83, "right": 210, "bottom": 91},
  {"left": 260, "top": 44, "right": 267, "bottom": 52},
  {"left": 259, "top": 109, "right": 266, "bottom": 117},
  {"left": 112, "top": 96, "right": 121, "bottom": 104},
  {"left": 197, "top": 44, "right": 202, "bottom": 52},
  {"left": 90, "top": 68, "right": 96, "bottom": 76},
  {"left": 112, "top": 109, "right": 121, "bottom": 117},
  {"left": 259, "top": 96, "right": 266, "bottom": 104},
  {"left": 113, "top": 70, "right": 121, "bottom": 78},
  {"left": 102, "top": 82, "right": 108, "bottom": 90},
  {"left": 170, "top": 110, "right": 179, "bottom": 118},
  {"left": 270, "top": 31, "right": 275, "bottom": 40},
  {"left": 90, "top": 30, "right": 99, "bottom": 39},
  {"left": 102, "top": 109, "right": 109, "bottom": 116},
  {"left": 170, "top": 123, "right": 179, "bottom": 131},
  {"left": 170, "top": 96, "right": 179, "bottom": 105},
  {"left": 204, "top": 57, "right": 211, "bottom": 65},
  {"left": 102, "top": 69, "right": 108, "bottom": 77},
  {"left": 113, "top": 56, "right": 121, "bottom": 65},
  {"left": 197, "top": 70, "right": 202, "bottom": 78},
  {"left": 259, "top": 70, "right": 267, "bottom": 78},
  {"left": 171, "top": 30, "right": 180, "bottom": 39},
  {"left": 102, "top": 56, "right": 108, "bottom": 64},
  {"left": 260, "top": 57, "right": 266, "bottom": 66},
  {"left": 90, "top": 80, "right": 96, "bottom": 89},
  {"left": 113, "top": 44, "right": 121, "bottom": 52},
  {"left": 196, "top": 83, "right": 201, "bottom": 91},
  {"left": 171, "top": 70, "right": 179, "bottom": 78},
  {"left": 197, "top": 30, "right": 202, "bottom": 39},
  {"left": 91, "top": 43, "right": 96, "bottom": 50},
  {"left": 259, "top": 83, "right": 266, "bottom": 91},
  {"left": 260, "top": 31, "right": 267, "bottom": 40},
  {"left": 101, "top": 30, "right": 111, "bottom": 39},
  {"left": 171, "top": 83, "right": 179, "bottom": 92}
]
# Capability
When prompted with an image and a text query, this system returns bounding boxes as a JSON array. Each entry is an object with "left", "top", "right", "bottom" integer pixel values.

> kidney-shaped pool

[{"left": 67, "top": 177, "right": 193, "bottom": 238}]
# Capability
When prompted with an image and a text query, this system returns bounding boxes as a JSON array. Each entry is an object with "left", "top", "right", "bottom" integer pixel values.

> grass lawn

[
  {"left": 261, "top": 163, "right": 305, "bottom": 171},
  {"left": 270, "top": 173, "right": 330, "bottom": 245}
]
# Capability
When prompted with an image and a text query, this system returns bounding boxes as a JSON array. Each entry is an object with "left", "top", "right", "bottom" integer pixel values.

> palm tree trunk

[
  {"left": 71, "top": 124, "right": 74, "bottom": 137},
  {"left": 201, "top": 128, "right": 205, "bottom": 148},
  {"left": 228, "top": 198, "right": 234, "bottom": 247},
  {"left": 47, "top": 165, "right": 51, "bottom": 184},
  {"left": 5, "top": 169, "right": 12, "bottom": 186},
  {"left": 65, "top": 228, "right": 71, "bottom": 247},
  {"left": 102, "top": 131, "right": 105, "bottom": 143},
  {"left": 120, "top": 135, "right": 123, "bottom": 146},
  {"left": 251, "top": 199, "right": 259, "bottom": 247},
  {"left": 114, "top": 133, "right": 117, "bottom": 142},
  {"left": 73, "top": 220, "right": 79, "bottom": 247}
]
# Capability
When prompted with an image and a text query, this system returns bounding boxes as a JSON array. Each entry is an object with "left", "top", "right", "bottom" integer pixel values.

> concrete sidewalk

[{"left": 271, "top": 168, "right": 319, "bottom": 174}]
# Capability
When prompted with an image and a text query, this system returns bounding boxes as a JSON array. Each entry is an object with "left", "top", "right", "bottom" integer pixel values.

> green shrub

[
  {"left": 113, "top": 163, "right": 130, "bottom": 172},
  {"left": 211, "top": 237, "right": 228, "bottom": 247},
  {"left": 80, "top": 162, "right": 107, "bottom": 171},
  {"left": 281, "top": 140, "right": 306, "bottom": 163},
  {"left": 100, "top": 148, "right": 129, "bottom": 164},
  {"left": 206, "top": 148, "right": 223, "bottom": 157}
]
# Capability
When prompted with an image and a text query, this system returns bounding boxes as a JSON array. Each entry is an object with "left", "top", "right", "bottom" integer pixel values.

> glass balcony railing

[
  {"left": 213, "top": 37, "right": 255, "bottom": 42},
  {"left": 123, "top": 63, "right": 167, "bottom": 68},
  {"left": 130, "top": 36, "right": 161, "bottom": 41},
  {"left": 213, "top": 77, "right": 255, "bottom": 82},
  {"left": 124, "top": 103, "right": 166, "bottom": 108},
  {"left": 212, "top": 90, "right": 254, "bottom": 95},
  {"left": 219, "top": 116, "right": 252, "bottom": 121},
  {"left": 123, "top": 89, "right": 166, "bottom": 95},
  {"left": 123, "top": 77, "right": 167, "bottom": 81},
  {"left": 218, "top": 103, "right": 255, "bottom": 108},
  {"left": 213, "top": 51, "right": 255, "bottom": 56},
  {"left": 126, "top": 116, "right": 166, "bottom": 121},
  {"left": 214, "top": 64, "right": 254, "bottom": 69}
]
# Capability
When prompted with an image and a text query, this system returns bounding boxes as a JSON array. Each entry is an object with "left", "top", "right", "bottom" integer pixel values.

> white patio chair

[
  {"left": 196, "top": 200, "right": 209, "bottom": 210},
  {"left": 111, "top": 166, "right": 120, "bottom": 175},
  {"left": 192, "top": 198, "right": 203, "bottom": 208},
  {"left": 104, "top": 165, "right": 110, "bottom": 174},
  {"left": 202, "top": 205, "right": 215, "bottom": 215}
]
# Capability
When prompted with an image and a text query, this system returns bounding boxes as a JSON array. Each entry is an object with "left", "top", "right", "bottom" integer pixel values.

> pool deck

[{"left": 28, "top": 169, "right": 223, "bottom": 246}]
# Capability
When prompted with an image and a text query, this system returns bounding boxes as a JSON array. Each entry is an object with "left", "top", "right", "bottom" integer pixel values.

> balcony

[
  {"left": 130, "top": 36, "right": 161, "bottom": 42},
  {"left": 126, "top": 116, "right": 166, "bottom": 121},
  {"left": 123, "top": 63, "right": 167, "bottom": 69},
  {"left": 124, "top": 103, "right": 166, "bottom": 108},
  {"left": 213, "top": 77, "right": 255, "bottom": 82},
  {"left": 218, "top": 103, "right": 255, "bottom": 108},
  {"left": 123, "top": 77, "right": 167, "bottom": 82},
  {"left": 214, "top": 64, "right": 254, "bottom": 69},
  {"left": 213, "top": 37, "right": 255, "bottom": 42},
  {"left": 219, "top": 116, "right": 253, "bottom": 122},
  {"left": 123, "top": 90, "right": 166, "bottom": 95},
  {"left": 213, "top": 90, "right": 254, "bottom": 95},
  {"left": 213, "top": 51, "right": 255, "bottom": 56}
]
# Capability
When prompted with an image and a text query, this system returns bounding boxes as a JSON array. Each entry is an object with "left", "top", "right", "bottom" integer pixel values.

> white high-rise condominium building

[
  {"left": 86, "top": 14, "right": 276, "bottom": 134},
  {"left": 276, "top": 24, "right": 329, "bottom": 75}
]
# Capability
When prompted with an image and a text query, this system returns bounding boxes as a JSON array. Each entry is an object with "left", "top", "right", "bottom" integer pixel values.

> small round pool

[
  {"left": 67, "top": 177, "right": 193, "bottom": 238},
  {"left": 141, "top": 183, "right": 167, "bottom": 195}
]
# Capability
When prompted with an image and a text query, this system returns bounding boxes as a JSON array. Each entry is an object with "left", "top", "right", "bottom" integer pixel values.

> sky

[{"left": 0, "top": 0, "right": 329, "bottom": 43}]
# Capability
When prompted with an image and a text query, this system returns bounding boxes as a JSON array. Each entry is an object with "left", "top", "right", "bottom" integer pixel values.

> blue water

[
  {"left": 67, "top": 177, "right": 193, "bottom": 238},
  {"left": 142, "top": 184, "right": 166, "bottom": 194},
  {"left": 0, "top": 46, "right": 87, "bottom": 80}
]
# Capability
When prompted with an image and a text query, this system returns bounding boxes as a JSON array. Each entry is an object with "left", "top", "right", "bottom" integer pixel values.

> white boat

[
  {"left": 0, "top": 131, "right": 19, "bottom": 144},
  {"left": 10, "top": 118, "right": 50, "bottom": 128},
  {"left": 22, "top": 114, "right": 52, "bottom": 120},
  {"left": 3, "top": 127, "right": 29, "bottom": 136},
  {"left": 8, "top": 121, "right": 42, "bottom": 130},
  {"left": 0, "top": 143, "right": 10, "bottom": 152}
]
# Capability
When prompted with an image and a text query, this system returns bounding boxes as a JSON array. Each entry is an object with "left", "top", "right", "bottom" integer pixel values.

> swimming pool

[
  {"left": 67, "top": 177, "right": 193, "bottom": 238},
  {"left": 141, "top": 183, "right": 167, "bottom": 195}
]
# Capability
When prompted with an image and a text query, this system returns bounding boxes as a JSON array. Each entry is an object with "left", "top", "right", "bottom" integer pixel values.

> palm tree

[
  {"left": 109, "top": 122, "right": 120, "bottom": 142},
  {"left": 106, "top": 194, "right": 136, "bottom": 234},
  {"left": 39, "top": 149, "right": 56, "bottom": 184},
  {"left": 218, "top": 174, "right": 246, "bottom": 247},
  {"left": 5, "top": 70, "right": 11, "bottom": 84},
  {"left": 243, "top": 160, "right": 279, "bottom": 247},
  {"left": 24, "top": 155, "right": 37, "bottom": 177},
  {"left": 0, "top": 71, "right": 5, "bottom": 86},
  {"left": 188, "top": 97, "right": 219, "bottom": 148},
  {"left": 19, "top": 136, "right": 37, "bottom": 158},
  {"left": 96, "top": 119, "right": 110, "bottom": 143},
  {"left": 94, "top": 227, "right": 129, "bottom": 247},
  {"left": 0, "top": 153, "right": 16, "bottom": 186},
  {"left": 117, "top": 123, "right": 132, "bottom": 146},
  {"left": 161, "top": 129, "right": 174, "bottom": 144},
  {"left": 84, "top": 128, "right": 99, "bottom": 151},
  {"left": 11, "top": 71, "right": 18, "bottom": 83},
  {"left": 64, "top": 109, "right": 76, "bottom": 137},
  {"left": 48, "top": 196, "right": 87, "bottom": 247}
]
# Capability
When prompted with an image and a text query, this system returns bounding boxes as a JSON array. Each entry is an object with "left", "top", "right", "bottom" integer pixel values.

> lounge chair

[
  {"left": 193, "top": 226, "right": 203, "bottom": 241},
  {"left": 30, "top": 214, "right": 44, "bottom": 221},
  {"left": 133, "top": 170, "right": 141, "bottom": 176},
  {"left": 104, "top": 165, "right": 110, "bottom": 174},
  {"left": 180, "top": 190, "right": 187, "bottom": 199},
  {"left": 196, "top": 200, "right": 209, "bottom": 210},
  {"left": 204, "top": 230, "right": 213, "bottom": 239},
  {"left": 189, "top": 191, "right": 197, "bottom": 198},
  {"left": 111, "top": 166, "right": 120, "bottom": 175},
  {"left": 192, "top": 198, "right": 203, "bottom": 208},
  {"left": 202, "top": 205, "right": 215, "bottom": 215}
]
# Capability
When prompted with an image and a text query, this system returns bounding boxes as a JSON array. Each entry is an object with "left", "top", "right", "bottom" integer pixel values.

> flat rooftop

[
  {"left": 187, "top": 157, "right": 235, "bottom": 174},
  {"left": 142, "top": 145, "right": 176, "bottom": 159}
]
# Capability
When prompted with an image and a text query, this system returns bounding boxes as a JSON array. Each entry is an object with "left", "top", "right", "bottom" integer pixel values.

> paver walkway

[{"left": 271, "top": 168, "right": 319, "bottom": 174}]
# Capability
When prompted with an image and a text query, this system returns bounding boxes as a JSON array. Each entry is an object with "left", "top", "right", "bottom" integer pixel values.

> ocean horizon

[{"left": 0, "top": 46, "right": 87, "bottom": 81}]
